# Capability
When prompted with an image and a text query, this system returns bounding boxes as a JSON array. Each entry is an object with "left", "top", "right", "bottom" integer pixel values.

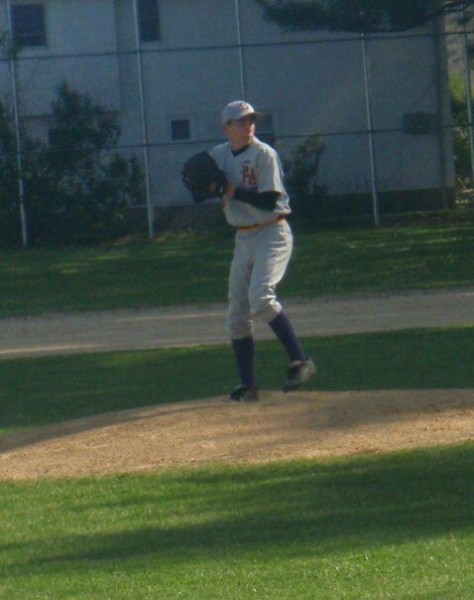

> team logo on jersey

[{"left": 241, "top": 160, "right": 257, "bottom": 188}]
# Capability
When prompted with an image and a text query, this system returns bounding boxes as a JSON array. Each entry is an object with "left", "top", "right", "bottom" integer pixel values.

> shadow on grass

[
  {"left": 1, "top": 444, "right": 472, "bottom": 572},
  {"left": 0, "top": 346, "right": 235, "bottom": 433}
]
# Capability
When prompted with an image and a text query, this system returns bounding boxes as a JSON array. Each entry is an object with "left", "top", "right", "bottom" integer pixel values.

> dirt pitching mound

[{"left": 1, "top": 389, "right": 473, "bottom": 480}]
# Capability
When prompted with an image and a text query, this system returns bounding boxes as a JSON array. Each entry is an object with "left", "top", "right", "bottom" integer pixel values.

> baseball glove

[{"left": 181, "top": 152, "right": 228, "bottom": 204}]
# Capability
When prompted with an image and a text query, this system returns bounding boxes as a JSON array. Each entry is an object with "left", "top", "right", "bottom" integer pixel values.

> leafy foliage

[
  {"left": 282, "top": 134, "right": 326, "bottom": 222},
  {"left": 450, "top": 73, "right": 472, "bottom": 180},
  {"left": 0, "top": 103, "right": 19, "bottom": 244},
  {"left": 254, "top": 0, "right": 474, "bottom": 33},
  {"left": 0, "top": 83, "right": 144, "bottom": 246}
]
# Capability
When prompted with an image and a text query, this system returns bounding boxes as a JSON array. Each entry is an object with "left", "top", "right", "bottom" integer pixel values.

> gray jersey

[{"left": 210, "top": 137, "right": 291, "bottom": 228}]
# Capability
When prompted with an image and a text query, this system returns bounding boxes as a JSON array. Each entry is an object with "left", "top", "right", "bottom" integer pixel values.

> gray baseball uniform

[
  {"left": 208, "top": 99, "right": 315, "bottom": 400},
  {"left": 210, "top": 137, "right": 293, "bottom": 339}
]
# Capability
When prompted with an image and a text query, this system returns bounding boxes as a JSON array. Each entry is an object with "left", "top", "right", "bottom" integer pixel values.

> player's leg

[
  {"left": 249, "top": 223, "right": 305, "bottom": 361},
  {"left": 227, "top": 236, "right": 258, "bottom": 401},
  {"left": 249, "top": 221, "right": 316, "bottom": 391},
  {"left": 230, "top": 336, "right": 257, "bottom": 400},
  {"left": 247, "top": 221, "right": 291, "bottom": 321}
]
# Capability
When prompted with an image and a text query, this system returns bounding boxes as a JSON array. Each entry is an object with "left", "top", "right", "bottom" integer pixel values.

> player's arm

[{"left": 225, "top": 184, "right": 279, "bottom": 211}]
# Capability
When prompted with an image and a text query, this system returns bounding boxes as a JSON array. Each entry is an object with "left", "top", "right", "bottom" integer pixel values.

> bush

[
  {"left": 0, "top": 83, "right": 144, "bottom": 247},
  {"left": 282, "top": 133, "right": 327, "bottom": 223},
  {"left": 450, "top": 73, "right": 472, "bottom": 183}
]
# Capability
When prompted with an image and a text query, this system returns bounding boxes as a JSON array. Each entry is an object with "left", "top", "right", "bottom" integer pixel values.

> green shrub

[
  {"left": 0, "top": 83, "right": 144, "bottom": 247},
  {"left": 282, "top": 133, "right": 327, "bottom": 222},
  {"left": 450, "top": 72, "right": 472, "bottom": 182}
]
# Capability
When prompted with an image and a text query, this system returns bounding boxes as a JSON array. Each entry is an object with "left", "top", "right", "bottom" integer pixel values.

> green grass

[
  {"left": 1, "top": 222, "right": 473, "bottom": 598},
  {"left": 0, "top": 328, "right": 472, "bottom": 597},
  {"left": 1, "top": 222, "right": 473, "bottom": 316},
  {"left": 1, "top": 327, "right": 473, "bottom": 435},
  {"left": 289, "top": 222, "right": 474, "bottom": 296},
  {"left": 0, "top": 445, "right": 473, "bottom": 599},
  {"left": 0, "top": 233, "right": 232, "bottom": 317}
]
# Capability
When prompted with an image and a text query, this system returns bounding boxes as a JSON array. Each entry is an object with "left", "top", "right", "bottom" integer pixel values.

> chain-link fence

[{"left": 1, "top": 1, "right": 473, "bottom": 246}]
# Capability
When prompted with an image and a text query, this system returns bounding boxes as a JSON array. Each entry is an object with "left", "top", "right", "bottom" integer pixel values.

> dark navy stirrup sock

[
  {"left": 268, "top": 310, "right": 307, "bottom": 363},
  {"left": 232, "top": 336, "right": 256, "bottom": 387}
]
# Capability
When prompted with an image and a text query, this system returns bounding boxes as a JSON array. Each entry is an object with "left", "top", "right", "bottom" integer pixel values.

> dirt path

[
  {"left": 1, "top": 289, "right": 473, "bottom": 359},
  {"left": 0, "top": 289, "right": 473, "bottom": 480}
]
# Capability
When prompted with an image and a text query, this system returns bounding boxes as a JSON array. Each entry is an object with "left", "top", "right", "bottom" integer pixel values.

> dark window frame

[
  {"left": 170, "top": 118, "right": 191, "bottom": 142},
  {"left": 138, "top": 0, "right": 161, "bottom": 42},
  {"left": 11, "top": 3, "right": 47, "bottom": 48}
]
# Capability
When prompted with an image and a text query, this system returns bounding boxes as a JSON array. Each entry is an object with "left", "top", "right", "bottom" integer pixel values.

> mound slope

[{"left": 1, "top": 389, "right": 472, "bottom": 480}]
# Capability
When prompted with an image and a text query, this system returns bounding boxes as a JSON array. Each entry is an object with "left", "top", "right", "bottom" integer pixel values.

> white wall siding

[
  {"left": 1, "top": 0, "right": 120, "bottom": 122},
  {"left": 0, "top": 0, "right": 455, "bottom": 208}
]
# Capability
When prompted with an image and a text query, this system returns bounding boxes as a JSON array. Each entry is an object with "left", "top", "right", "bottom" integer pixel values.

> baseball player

[
  {"left": 209, "top": 100, "right": 316, "bottom": 401},
  {"left": 180, "top": 102, "right": 315, "bottom": 401}
]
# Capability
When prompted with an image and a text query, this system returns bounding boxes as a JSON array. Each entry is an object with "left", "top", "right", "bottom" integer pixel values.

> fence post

[
  {"left": 461, "top": 4, "right": 474, "bottom": 185},
  {"left": 234, "top": 0, "right": 246, "bottom": 99},
  {"left": 361, "top": 30, "right": 380, "bottom": 225},
  {"left": 132, "top": 0, "right": 155, "bottom": 240},
  {"left": 6, "top": 0, "right": 28, "bottom": 247}
]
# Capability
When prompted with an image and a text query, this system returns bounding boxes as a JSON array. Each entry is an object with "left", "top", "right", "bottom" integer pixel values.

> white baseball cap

[{"left": 221, "top": 100, "right": 261, "bottom": 124}]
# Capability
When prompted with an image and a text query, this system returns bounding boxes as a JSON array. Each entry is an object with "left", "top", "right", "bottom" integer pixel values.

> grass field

[
  {"left": 0, "top": 221, "right": 473, "bottom": 317},
  {"left": 1, "top": 221, "right": 473, "bottom": 598},
  {"left": 1, "top": 327, "right": 473, "bottom": 435},
  {"left": 1, "top": 445, "right": 473, "bottom": 599}
]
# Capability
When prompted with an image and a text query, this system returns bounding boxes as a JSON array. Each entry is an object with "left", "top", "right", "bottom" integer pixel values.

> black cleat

[
  {"left": 283, "top": 358, "right": 316, "bottom": 392},
  {"left": 229, "top": 384, "right": 259, "bottom": 402}
]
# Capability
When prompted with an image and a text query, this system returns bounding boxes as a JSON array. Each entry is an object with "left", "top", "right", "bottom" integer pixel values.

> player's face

[{"left": 225, "top": 115, "right": 256, "bottom": 150}]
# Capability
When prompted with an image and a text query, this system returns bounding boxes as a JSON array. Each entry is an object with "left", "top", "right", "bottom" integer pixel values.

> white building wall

[
  {"left": 0, "top": 0, "right": 120, "bottom": 126},
  {"left": 0, "top": 0, "right": 455, "bottom": 209}
]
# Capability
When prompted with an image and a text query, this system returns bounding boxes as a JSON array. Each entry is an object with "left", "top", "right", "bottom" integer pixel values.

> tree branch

[{"left": 254, "top": 0, "right": 474, "bottom": 34}]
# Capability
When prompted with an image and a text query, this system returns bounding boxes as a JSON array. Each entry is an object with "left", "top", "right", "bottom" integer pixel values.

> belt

[{"left": 237, "top": 215, "right": 286, "bottom": 233}]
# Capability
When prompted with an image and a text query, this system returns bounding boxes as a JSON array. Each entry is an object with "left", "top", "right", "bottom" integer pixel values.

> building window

[
  {"left": 138, "top": 0, "right": 161, "bottom": 42},
  {"left": 12, "top": 3, "right": 46, "bottom": 47},
  {"left": 170, "top": 119, "right": 191, "bottom": 141}
]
